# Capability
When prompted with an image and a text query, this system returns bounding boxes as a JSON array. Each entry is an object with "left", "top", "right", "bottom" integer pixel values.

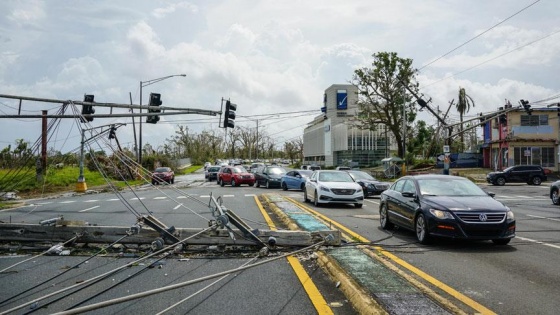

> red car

[
  {"left": 218, "top": 166, "right": 255, "bottom": 187},
  {"left": 152, "top": 167, "right": 175, "bottom": 185}
]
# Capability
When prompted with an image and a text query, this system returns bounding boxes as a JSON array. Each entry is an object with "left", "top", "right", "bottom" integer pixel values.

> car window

[
  {"left": 418, "top": 178, "right": 488, "bottom": 196},
  {"left": 402, "top": 180, "right": 416, "bottom": 194},
  {"left": 348, "top": 171, "right": 375, "bottom": 181},
  {"left": 299, "top": 170, "right": 312, "bottom": 177},
  {"left": 392, "top": 180, "right": 405, "bottom": 192},
  {"left": 286, "top": 171, "right": 294, "bottom": 176},
  {"left": 318, "top": 171, "right": 354, "bottom": 182},
  {"left": 155, "top": 167, "right": 170, "bottom": 172}
]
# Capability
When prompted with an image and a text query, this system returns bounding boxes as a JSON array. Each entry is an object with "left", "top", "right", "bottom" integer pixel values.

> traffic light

[
  {"left": 520, "top": 99, "right": 532, "bottom": 115},
  {"left": 223, "top": 100, "right": 236, "bottom": 128},
  {"left": 81, "top": 94, "right": 95, "bottom": 122},
  {"left": 108, "top": 125, "right": 116, "bottom": 140},
  {"left": 146, "top": 93, "right": 162, "bottom": 124},
  {"left": 499, "top": 114, "right": 507, "bottom": 125}
]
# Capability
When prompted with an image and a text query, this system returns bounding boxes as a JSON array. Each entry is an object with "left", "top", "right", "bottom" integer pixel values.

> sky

[{"left": 1, "top": 0, "right": 559, "bottom": 156}]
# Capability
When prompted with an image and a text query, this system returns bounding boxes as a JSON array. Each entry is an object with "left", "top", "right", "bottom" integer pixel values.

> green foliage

[
  {"left": 352, "top": 51, "right": 419, "bottom": 159},
  {"left": 0, "top": 166, "right": 140, "bottom": 196}
]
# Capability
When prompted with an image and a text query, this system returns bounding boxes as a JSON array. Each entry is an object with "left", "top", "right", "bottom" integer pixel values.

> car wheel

[
  {"left": 355, "top": 203, "right": 363, "bottom": 208},
  {"left": 313, "top": 191, "right": 319, "bottom": 207},
  {"left": 152, "top": 180, "right": 156, "bottom": 185},
  {"left": 496, "top": 177, "right": 506, "bottom": 186},
  {"left": 415, "top": 214, "right": 431, "bottom": 244},
  {"left": 303, "top": 189, "right": 309, "bottom": 203},
  {"left": 552, "top": 189, "right": 560, "bottom": 205},
  {"left": 266, "top": 180, "right": 270, "bottom": 189},
  {"left": 171, "top": 178, "right": 175, "bottom": 184},
  {"left": 492, "top": 238, "right": 511, "bottom": 245},
  {"left": 531, "top": 176, "right": 542, "bottom": 185},
  {"left": 220, "top": 179, "right": 225, "bottom": 187},
  {"left": 256, "top": 180, "right": 260, "bottom": 188},
  {"left": 380, "top": 204, "right": 394, "bottom": 229},
  {"left": 300, "top": 183, "right": 305, "bottom": 191},
  {"left": 231, "top": 179, "right": 236, "bottom": 187},
  {"left": 282, "top": 182, "right": 288, "bottom": 191}
]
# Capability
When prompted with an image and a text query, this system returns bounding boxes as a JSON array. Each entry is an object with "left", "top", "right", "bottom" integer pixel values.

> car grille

[
  {"left": 455, "top": 212, "right": 506, "bottom": 223},
  {"left": 331, "top": 188, "right": 356, "bottom": 195}
]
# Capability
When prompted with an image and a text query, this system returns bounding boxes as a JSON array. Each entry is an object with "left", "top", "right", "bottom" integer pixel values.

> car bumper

[
  {"left": 427, "top": 218, "right": 516, "bottom": 240},
  {"left": 318, "top": 192, "right": 364, "bottom": 205}
]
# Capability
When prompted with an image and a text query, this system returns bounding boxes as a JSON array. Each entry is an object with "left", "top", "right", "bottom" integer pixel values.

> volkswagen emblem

[{"left": 479, "top": 213, "right": 488, "bottom": 222}]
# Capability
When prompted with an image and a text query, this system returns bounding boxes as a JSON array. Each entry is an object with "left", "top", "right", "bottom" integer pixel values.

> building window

[
  {"left": 513, "top": 146, "right": 554, "bottom": 167},
  {"left": 520, "top": 115, "right": 548, "bottom": 126}
]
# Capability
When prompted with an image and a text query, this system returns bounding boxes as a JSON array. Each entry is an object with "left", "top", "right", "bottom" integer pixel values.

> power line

[
  {"left": 419, "top": 0, "right": 541, "bottom": 71},
  {"left": 421, "top": 28, "right": 560, "bottom": 89}
]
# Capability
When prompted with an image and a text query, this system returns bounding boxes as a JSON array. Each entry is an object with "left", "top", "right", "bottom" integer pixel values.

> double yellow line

[{"left": 254, "top": 195, "right": 334, "bottom": 315}]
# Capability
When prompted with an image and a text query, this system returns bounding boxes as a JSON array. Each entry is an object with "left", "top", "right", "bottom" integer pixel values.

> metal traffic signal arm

[{"left": 0, "top": 94, "right": 221, "bottom": 119}]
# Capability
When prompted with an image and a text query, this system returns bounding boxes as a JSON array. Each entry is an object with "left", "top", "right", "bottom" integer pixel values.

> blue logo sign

[{"left": 337, "top": 90, "right": 347, "bottom": 110}]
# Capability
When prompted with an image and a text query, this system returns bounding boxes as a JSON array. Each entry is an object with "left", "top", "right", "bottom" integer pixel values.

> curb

[{"left": 263, "top": 195, "right": 387, "bottom": 315}]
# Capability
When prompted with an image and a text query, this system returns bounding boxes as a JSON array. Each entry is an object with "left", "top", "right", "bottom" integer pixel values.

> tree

[
  {"left": 352, "top": 52, "right": 418, "bottom": 159},
  {"left": 456, "top": 87, "right": 475, "bottom": 152}
]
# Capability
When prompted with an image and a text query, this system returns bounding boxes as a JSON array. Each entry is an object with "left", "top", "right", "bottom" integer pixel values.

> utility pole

[{"left": 76, "top": 129, "right": 87, "bottom": 193}]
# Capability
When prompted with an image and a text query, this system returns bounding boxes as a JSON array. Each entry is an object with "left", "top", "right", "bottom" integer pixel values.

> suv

[
  {"left": 217, "top": 166, "right": 255, "bottom": 187},
  {"left": 486, "top": 165, "right": 547, "bottom": 186}
]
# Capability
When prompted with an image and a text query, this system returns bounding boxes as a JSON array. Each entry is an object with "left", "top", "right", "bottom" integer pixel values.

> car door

[
  {"left": 509, "top": 166, "right": 527, "bottom": 183},
  {"left": 385, "top": 180, "right": 406, "bottom": 226},
  {"left": 284, "top": 171, "right": 295, "bottom": 189},
  {"left": 398, "top": 179, "right": 419, "bottom": 229},
  {"left": 222, "top": 168, "right": 232, "bottom": 183}
]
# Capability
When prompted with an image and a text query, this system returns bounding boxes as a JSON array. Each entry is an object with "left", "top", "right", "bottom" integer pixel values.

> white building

[{"left": 303, "top": 84, "right": 391, "bottom": 168}]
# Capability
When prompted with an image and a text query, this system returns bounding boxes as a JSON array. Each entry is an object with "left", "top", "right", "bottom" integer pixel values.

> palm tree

[{"left": 456, "top": 88, "right": 475, "bottom": 152}]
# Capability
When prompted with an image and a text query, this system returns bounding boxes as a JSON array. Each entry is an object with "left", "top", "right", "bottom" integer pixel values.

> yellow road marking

[
  {"left": 254, "top": 195, "right": 333, "bottom": 315},
  {"left": 286, "top": 197, "right": 496, "bottom": 315}
]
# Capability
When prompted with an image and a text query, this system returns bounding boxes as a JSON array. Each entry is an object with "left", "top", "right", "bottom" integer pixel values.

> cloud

[{"left": 152, "top": 1, "right": 198, "bottom": 19}]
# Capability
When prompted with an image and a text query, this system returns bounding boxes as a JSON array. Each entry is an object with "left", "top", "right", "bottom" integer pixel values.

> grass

[{"left": 0, "top": 165, "right": 203, "bottom": 200}]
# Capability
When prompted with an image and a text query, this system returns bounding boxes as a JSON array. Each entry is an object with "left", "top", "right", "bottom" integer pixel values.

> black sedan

[
  {"left": 347, "top": 170, "right": 390, "bottom": 197},
  {"left": 379, "top": 174, "right": 515, "bottom": 245},
  {"left": 254, "top": 166, "right": 287, "bottom": 188}
]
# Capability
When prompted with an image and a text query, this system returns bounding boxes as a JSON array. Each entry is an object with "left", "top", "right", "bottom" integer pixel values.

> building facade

[
  {"left": 303, "top": 84, "right": 390, "bottom": 168},
  {"left": 482, "top": 104, "right": 558, "bottom": 172}
]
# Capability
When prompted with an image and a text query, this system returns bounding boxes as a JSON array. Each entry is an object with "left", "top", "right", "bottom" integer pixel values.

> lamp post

[{"left": 138, "top": 74, "right": 186, "bottom": 165}]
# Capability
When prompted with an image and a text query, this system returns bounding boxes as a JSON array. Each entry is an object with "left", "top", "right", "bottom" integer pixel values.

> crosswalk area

[{"left": 30, "top": 192, "right": 549, "bottom": 206}]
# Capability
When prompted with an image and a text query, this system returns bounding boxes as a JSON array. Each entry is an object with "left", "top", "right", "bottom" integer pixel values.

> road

[{"left": 1, "top": 172, "right": 559, "bottom": 314}]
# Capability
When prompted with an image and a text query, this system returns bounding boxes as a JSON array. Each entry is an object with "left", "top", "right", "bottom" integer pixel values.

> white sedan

[{"left": 304, "top": 170, "right": 364, "bottom": 208}]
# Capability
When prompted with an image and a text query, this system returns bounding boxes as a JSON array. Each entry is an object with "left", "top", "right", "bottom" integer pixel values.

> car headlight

[
  {"left": 506, "top": 211, "right": 514, "bottom": 220},
  {"left": 319, "top": 185, "right": 331, "bottom": 192},
  {"left": 429, "top": 209, "right": 455, "bottom": 219}
]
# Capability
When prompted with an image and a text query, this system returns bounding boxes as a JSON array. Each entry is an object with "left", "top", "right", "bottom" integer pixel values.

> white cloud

[{"left": 152, "top": 1, "right": 198, "bottom": 19}]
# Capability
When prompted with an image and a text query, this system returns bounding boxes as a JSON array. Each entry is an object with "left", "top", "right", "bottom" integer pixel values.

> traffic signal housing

[
  {"left": 108, "top": 125, "right": 116, "bottom": 140},
  {"left": 520, "top": 99, "right": 532, "bottom": 115},
  {"left": 223, "top": 100, "right": 236, "bottom": 128},
  {"left": 146, "top": 93, "right": 162, "bottom": 124},
  {"left": 81, "top": 94, "right": 95, "bottom": 122}
]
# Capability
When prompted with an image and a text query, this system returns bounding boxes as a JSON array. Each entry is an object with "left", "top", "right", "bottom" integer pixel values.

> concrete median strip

[{"left": 263, "top": 194, "right": 462, "bottom": 315}]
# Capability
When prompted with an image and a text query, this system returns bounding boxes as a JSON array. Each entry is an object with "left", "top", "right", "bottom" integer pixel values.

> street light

[{"left": 138, "top": 74, "right": 186, "bottom": 165}]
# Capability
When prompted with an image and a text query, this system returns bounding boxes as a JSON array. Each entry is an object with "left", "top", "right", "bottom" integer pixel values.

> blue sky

[{"left": 1, "top": 0, "right": 558, "bottom": 154}]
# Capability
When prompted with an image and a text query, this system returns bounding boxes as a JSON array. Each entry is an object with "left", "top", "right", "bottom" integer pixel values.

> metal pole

[
  {"left": 76, "top": 129, "right": 87, "bottom": 192},
  {"left": 129, "top": 92, "right": 138, "bottom": 161},
  {"left": 139, "top": 81, "right": 143, "bottom": 165},
  {"left": 41, "top": 110, "right": 47, "bottom": 176}
]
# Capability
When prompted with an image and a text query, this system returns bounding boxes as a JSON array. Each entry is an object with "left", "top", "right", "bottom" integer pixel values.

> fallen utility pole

[{"left": 0, "top": 222, "right": 341, "bottom": 247}]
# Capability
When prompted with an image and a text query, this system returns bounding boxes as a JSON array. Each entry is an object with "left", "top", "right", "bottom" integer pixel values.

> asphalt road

[{"left": 1, "top": 171, "right": 560, "bottom": 314}]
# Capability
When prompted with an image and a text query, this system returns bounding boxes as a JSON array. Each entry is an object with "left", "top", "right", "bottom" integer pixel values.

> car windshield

[
  {"left": 502, "top": 166, "right": 515, "bottom": 172},
  {"left": 418, "top": 178, "right": 488, "bottom": 196},
  {"left": 232, "top": 167, "right": 246, "bottom": 173},
  {"left": 155, "top": 167, "right": 170, "bottom": 172},
  {"left": 318, "top": 171, "right": 354, "bottom": 182},
  {"left": 298, "top": 170, "right": 313, "bottom": 177},
  {"left": 348, "top": 171, "right": 375, "bottom": 181},
  {"left": 267, "top": 167, "right": 286, "bottom": 175},
  {"left": 208, "top": 167, "right": 220, "bottom": 172}
]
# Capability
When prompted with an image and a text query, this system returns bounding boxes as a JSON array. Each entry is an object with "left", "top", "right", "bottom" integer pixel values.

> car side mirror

[
  {"left": 402, "top": 191, "right": 416, "bottom": 198},
  {"left": 296, "top": 175, "right": 301, "bottom": 178},
  {"left": 487, "top": 191, "right": 496, "bottom": 198}
]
